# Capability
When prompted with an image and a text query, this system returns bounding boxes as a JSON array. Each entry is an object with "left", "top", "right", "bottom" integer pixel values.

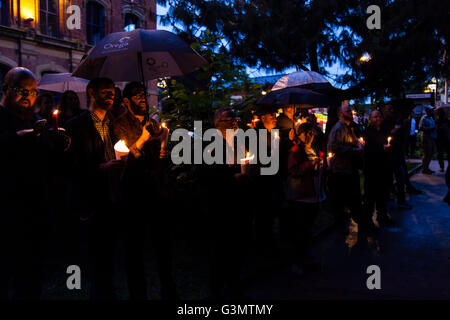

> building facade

[{"left": 0, "top": 0, "right": 156, "bottom": 104}]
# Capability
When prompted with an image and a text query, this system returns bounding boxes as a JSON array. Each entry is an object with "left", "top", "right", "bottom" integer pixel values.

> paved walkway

[{"left": 244, "top": 160, "right": 450, "bottom": 300}]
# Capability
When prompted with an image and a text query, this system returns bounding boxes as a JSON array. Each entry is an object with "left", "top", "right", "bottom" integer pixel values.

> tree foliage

[
  {"left": 159, "top": 30, "right": 263, "bottom": 131},
  {"left": 158, "top": 0, "right": 450, "bottom": 100}
]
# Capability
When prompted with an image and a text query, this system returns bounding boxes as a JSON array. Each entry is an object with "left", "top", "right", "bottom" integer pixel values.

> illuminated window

[
  {"left": 40, "top": 0, "right": 59, "bottom": 37},
  {"left": 86, "top": 1, "right": 105, "bottom": 45},
  {"left": 124, "top": 13, "right": 140, "bottom": 32}
]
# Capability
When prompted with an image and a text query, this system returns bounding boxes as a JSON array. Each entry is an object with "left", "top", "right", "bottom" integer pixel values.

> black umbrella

[
  {"left": 72, "top": 29, "right": 208, "bottom": 81},
  {"left": 257, "top": 87, "right": 338, "bottom": 108},
  {"left": 72, "top": 29, "right": 208, "bottom": 120}
]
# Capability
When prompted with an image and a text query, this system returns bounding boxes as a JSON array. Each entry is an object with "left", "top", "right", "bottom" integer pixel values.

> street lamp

[{"left": 359, "top": 53, "right": 372, "bottom": 63}]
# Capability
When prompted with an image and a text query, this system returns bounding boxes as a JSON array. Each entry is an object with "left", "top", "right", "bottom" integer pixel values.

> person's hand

[
  {"left": 141, "top": 122, "right": 152, "bottom": 142},
  {"left": 99, "top": 159, "right": 125, "bottom": 172},
  {"left": 136, "top": 123, "right": 151, "bottom": 150},
  {"left": 289, "top": 128, "right": 295, "bottom": 141},
  {"left": 16, "top": 129, "right": 34, "bottom": 136},
  {"left": 313, "top": 158, "right": 321, "bottom": 170},
  {"left": 160, "top": 148, "right": 168, "bottom": 159}
]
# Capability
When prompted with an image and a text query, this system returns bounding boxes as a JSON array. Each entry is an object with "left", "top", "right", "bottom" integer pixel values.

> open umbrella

[
  {"left": 271, "top": 71, "right": 342, "bottom": 98},
  {"left": 38, "top": 73, "right": 89, "bottom": 93},
  {"left": 72, "top": 29, "right": 208, "bottom": 82},
  {"left": 257, "top": 87, "right": 338, "bottom": 108}
]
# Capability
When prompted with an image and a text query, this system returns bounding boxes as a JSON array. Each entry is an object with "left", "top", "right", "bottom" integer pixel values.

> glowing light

[
  {"left": 359, "top": 53, "right": 372, "bottom": 62},
  {"left": 114, "top": 140, "right": 129, "bottom": 153},
  {"left": 261, "top": 91, "right": 267, "bottom": 95},
  {"left": 240, "top": 152, "right": 255, "bottom": 163},
  {"left": 387, "top": 136, "right": 392, "bottom": 145},
  {"left": 161, "top": 121, "right": 167, "bottom": 128},
  {"left": 20, "top": 0, "right": 35, "bottom": 21},
  {"left": 53, "top": 109, "right": 59, "bottom": 116}
]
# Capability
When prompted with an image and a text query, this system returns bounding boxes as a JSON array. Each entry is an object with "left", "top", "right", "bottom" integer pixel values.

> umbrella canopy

[
  {"left": 38, "top": 73, "right": 89, "bottom": 93},
  {"left": 257, "top": 87, "right": 337, "bottom": 108},
  {"left": 272, "top": 71, "right": 331, "bottom": 91},
  {"left": 72, "top": 29, "right": 208, "bottom": 81}
]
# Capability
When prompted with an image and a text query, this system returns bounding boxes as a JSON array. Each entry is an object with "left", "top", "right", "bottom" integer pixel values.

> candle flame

[
  {"left": 161, "top": 122, "right": 167, "bottom": 128},
  {"left": 273, "top": 131, "right": 279, "bottom": 139},
  {"left": 240, "top": 152, "right": 255, "bottom": 163},
  {"left": 388, "top": 136, "right": 392, "bottom": 143},
  {"left": 328, "top": 153, "right": 333, "bottom": 158},
  {"left": 246, "top": 116, "right": 260, "bottom": 128},
  {"left": 53, "top": 109, "right": 59, "bottom": 116},
  {"left": 114, "top": 140, "right": 129, "bottom": 153}
]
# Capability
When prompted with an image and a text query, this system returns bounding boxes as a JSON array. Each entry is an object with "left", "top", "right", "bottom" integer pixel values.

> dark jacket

[
  {"left": 112, "top": 110, "right": 168, "bottom": 199},
  {"left": 276, "top": 113, "right": 294, "bottom": 179},
  {"left": 0, "top": 105, "right": 49, "bottom": 215},
  {"left": 363, "top": 125, "right": 389, "bottom": 174},
  {"left": 66, "top": 111, "right": 118, "bottom": 213}
]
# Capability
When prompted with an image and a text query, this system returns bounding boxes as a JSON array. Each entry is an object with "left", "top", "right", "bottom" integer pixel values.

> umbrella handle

[{"left": 137, "top": 51, "right": 150, "bottom": 123}]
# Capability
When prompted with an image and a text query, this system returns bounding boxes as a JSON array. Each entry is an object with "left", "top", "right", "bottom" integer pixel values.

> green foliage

[
  {"left": 158, "top": 0, "right": 449, "bottom": 100},
  {"left": 158, "top": 30, "right": 264, "bottom": 131}
]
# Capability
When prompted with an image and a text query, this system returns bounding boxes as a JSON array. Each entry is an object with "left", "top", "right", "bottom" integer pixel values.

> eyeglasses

[
  {"left": 11, "top": 87, "right": 39, "bottom": 97},
  {"left": 218, "top": 118, "right": 238, "bottom": 123}
]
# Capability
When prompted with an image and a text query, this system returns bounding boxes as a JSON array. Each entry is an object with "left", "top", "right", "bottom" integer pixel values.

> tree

[
  {"left": 158, "top": 0, "right": 449, "bottom": 100},
  {"left": 158, "top": 30, "right": 263, "bottom": 131}
]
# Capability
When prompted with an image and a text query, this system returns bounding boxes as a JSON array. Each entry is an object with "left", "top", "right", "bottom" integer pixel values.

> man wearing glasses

[{"left": 0, "top": 67, "right": 64, "bottom": 299}]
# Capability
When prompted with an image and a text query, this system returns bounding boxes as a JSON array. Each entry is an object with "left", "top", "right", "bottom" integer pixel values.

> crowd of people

[{"left": 0, "top": 66, "right": 449, "bottom": 300}]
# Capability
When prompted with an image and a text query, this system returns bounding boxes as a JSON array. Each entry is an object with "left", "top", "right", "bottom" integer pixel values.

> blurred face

[
  {"left": 339, "top": 106, "right": 353, "bottom": 122},
  {"left": 5, "top": 77, "right": 38, "bottom": 112},
  {"left": 129, "top": 87, "right": 147, "bottom": 116},
  {"left": 299, "top": 129, "right": 314, "bottom": 145},
  {"left": 215, "top": 111, "right": 238, "bottom": 135},
  {"left": 382, "top": 104, "right": 394, "bottom": 119},
  {"left": 369, "top": 111, "right": 382, "bottom": 127},
  {"left": 91, "top": 83, "right": 115, "bottom": 111},
  {"left": 65, "top": 92, "right": 79, "bottom": 106},
  {"left": 284, "top": 106, "right": 294, "bottom": 119},
  {"left": 261, "top": 113, "right": 277, "bottom": 130}
]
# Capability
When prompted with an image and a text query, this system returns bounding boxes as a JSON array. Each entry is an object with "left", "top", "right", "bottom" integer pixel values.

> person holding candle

[
  {"left": 363, "top": 111, "right": 395, "bottom": 226},
  {"left": 66, "top": 77, "right": 124, "bottom": 300},
  {"left": 198, "top": 107, "right": 251, "bottom": 299},
  {"left": 0, "top": 67, "right": 70, "bottom": 300},
  {"left": 327, "top": 105, "right": 374, "bottom": 242},
  {"left": 284, "top": 122, "right": 325, "bottom": 275},
  {"left": 277, "top": 105, "right": 296, "bottom": 180},
  {"left": 251, "top": 105, "right": 284, "bottom": 247},
  {"left": 34, "top": 92, "right": 55, "bottom": 122},
  {"left": 112, "top": 81, "right": 176, "bottom": 300},
  {"left": 381, "top": 103, "right": 420, "bottom": 210}
]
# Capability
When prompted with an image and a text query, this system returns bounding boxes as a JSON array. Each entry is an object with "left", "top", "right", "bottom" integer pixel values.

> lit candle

[
  {"left": 240, "top": 152, "right": 254, "bottom": 174},
  {"left": 387, "top": 136, "right": 392, "bottom": 146},
  {"left": 161, "top": 121, "right": 170, "bottom": 151},
  {"left": 52, "top": 109, "right": 59, "bottom": 130},
  {"left": 114, "top": 140, "right": 129, "bottom": 160},
  {"left": 327, "top": 152, "right": 334, "bottom": 167},
  {"left": 272, "top": 130, "right": 280, "bottom": 150}
]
